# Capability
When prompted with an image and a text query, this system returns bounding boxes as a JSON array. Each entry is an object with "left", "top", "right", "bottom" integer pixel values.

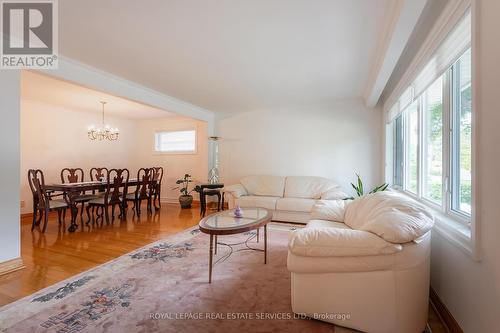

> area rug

[{"left": 0, "top": 223, "right": 356, "bottom": 333}]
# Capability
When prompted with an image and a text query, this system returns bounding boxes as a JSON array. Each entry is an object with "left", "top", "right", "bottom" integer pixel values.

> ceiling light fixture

[{"left": 88, "top": 101, "right": 119, "bottom": 141}]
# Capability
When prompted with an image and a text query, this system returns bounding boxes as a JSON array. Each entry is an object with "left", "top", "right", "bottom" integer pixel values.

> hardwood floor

[
  {"left": 0, "top": 203, "right": 199, "bottom": 306},
  {"left": 0, "top": 203, "right": 448, "bottom": 332}
]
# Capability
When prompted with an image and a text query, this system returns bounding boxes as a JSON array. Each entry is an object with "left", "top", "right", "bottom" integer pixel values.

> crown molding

[
  {"left": 35, "top": 56, "right": 215, "bottom": 124},
  {"left": 364, "top": 0, "right": 429, "bottom": 108}
]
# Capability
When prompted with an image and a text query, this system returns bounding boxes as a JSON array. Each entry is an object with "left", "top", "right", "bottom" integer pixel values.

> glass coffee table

[{"left": 198, "top": 207, "right": 272, "bottom": 283}]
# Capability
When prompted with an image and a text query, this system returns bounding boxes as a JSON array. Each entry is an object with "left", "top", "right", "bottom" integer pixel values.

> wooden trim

[
  {"left": 430, "top": 287, "right": 464, "bottom": 333},
  {"left": 0, "top": 258, "right": 25, "bottom": 276}
]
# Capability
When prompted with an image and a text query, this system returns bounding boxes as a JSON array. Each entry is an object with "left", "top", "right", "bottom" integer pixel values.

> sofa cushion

[
  {"left": 287, "top": 232, "right": 431, "bottom": 273},
  {"left": 234, "top": 195, "right": 279, "bottom": 210},
  {"left": 276, "top": 198, "right": 316, "bottom": 213},
  {"left": 344, "top": 191, "right": 434, "bottom": 244},
  {"left": 311, "top": 200, "right": 347, "bottom": 222},
  {"left": 289, "top": 227, "right": 402, "bottom": 257},
  {"left": 240, "top": 175, "right": 285, "bottom": 197},
  {"left": 284, "top": 176, "right": 341, "bottom": 199},
  {"left": 307, "top": 219, "right": 351, "bottom": 229}
]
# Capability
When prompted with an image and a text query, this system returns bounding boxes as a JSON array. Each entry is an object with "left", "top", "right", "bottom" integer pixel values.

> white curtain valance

[{"left": 386, "top": 9, "right": 471, "bottom": 123}]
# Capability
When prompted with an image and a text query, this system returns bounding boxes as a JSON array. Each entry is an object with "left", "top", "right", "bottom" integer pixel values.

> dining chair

[
  {"left": 125, "top": 168, "right": 153, "bottom": 217},
  {"left": 89, "top": 167, "right": 109, "bottom": 198},
  {"left": 89, "top": 167, "right": 108, "bottom": 182},
  {"left": 151, "top": 166, "right": 164, "bottom": 210},
  {"left": 28, "top": 169, "right": 68, "bottom": 232},
  {"left": 60, "top": 167, "right": 97, "bottom": 221},
  {"left": 86, "top": 168, "right": 130, "bottom": 225}
]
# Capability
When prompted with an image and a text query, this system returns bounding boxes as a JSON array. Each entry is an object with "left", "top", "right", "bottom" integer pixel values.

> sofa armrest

[
  {"left": 288, "top": 227, "right": 402, "bottom": 257},
  {"left": 321, "top": 187, "right": 348, "bottom": 200},
  {"left": 311, "top": 200, "right": 347, "bottom": 222},
  {"left": 222, "top": 184, "right": 248, "bottom": 198}
]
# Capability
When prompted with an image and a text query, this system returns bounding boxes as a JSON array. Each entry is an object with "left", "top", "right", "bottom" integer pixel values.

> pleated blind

[{"left": 386, "top": 9, "right": 471, "bottom": 123}]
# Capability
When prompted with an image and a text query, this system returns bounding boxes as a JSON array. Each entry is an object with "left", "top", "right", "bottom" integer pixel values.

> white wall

[
  {"left": 216, "top": 99, "right": 383, "bottom": 193},
  {"left": 20, "top": 100, "right": 140, "bottom": 214},
  {"left": 429, "top": 1, "right": 500, "bottom": 332},
  {"left": 135, "top": 116, "right": 208, "bottom": 202},
  {"left": 0, "top": 71, "right": 21, "bottom": 263}
]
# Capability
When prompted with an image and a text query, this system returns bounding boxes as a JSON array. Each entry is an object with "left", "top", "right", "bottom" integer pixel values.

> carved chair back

[
  {"left": 29, "top": 169, "right": 48, "bottom": 209},
  {"left": 90, "top": 167, "right": 109, "bottom": 182},
  {"left": 152, "top": 166, "right": 164, "bottom": 185},
  {"left": 60, "top": 168, "right": 84, "bottom": 183},
  {"left": 135, "top": 168, "right": 152, "bottom": 200},
  {"left": 104, "top": 168, "right": 129, "bottom": 205}
]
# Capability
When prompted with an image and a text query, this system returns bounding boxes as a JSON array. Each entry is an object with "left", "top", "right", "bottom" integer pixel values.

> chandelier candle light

[{"left": 87, "top": 101, "right": 120, "bottom": 141}]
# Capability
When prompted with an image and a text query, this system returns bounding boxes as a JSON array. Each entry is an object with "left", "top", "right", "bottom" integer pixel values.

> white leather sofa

[
  {"left": 223, "top": 175, "right": 347, "bottom": 224},
  {"left": 287, "top": 191, "right": 434, "bottom": 333}
]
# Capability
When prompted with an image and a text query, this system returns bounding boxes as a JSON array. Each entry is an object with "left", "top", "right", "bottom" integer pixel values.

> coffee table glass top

[{"left": 199, "top": 208, "right": 271, "bottom": 231}]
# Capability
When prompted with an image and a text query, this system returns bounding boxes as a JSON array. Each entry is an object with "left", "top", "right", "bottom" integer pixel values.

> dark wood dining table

[{"left": 45, "top": 179, "right": 141, "bottom": 232}]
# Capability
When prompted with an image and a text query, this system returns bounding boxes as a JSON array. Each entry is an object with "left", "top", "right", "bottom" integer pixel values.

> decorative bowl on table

[{"left": 234, "top": 206, "right": 243, "bottom": 218}]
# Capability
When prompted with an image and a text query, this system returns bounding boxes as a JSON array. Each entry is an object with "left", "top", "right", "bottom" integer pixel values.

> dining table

[{"left": 45, "top": 179, "right": 142, "bottom": 232}]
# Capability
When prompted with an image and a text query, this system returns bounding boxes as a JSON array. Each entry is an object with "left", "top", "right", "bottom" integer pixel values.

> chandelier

[{"left": 88, "top": 101, "right": 119, "bottom": 141}]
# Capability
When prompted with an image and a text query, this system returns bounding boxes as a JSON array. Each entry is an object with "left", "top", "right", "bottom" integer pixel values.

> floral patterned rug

[{"left": 0, "top": 223, "right": 355, "bottom": 333}]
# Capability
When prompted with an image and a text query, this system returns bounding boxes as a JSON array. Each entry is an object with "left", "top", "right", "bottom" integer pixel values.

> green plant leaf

[{"left": 357, "top": 174, "right": 363, "bottom": 196}]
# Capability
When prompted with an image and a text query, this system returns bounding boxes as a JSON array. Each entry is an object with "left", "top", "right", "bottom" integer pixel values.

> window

[
  {"left": 384, "top": 9, "right": 473, "bottom": 254},
  {"left": 405, "top": 101, "right": 419, "bottom": 194},
  {"left": 451, "top": 49, "right": 472, "bottom": 215},
  {"left": 388, "top": 48, "right": 472, "bottom": 223},
  {"left": 422, "top": 77, "right": 444, "bottom": 204},
  {"left": 393, "top": 115, "right": 403, "bottom": 187},
  {"left": 154, "top": 130, "right": 196, "bottom": 153}
]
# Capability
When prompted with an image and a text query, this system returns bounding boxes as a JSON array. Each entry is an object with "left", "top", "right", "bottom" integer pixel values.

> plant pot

[{"left": 179, "top": 195, "right": 193, "bottom": 209}]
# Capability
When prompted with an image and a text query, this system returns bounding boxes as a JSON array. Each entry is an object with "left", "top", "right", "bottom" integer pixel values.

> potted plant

[
  {"left": 172, "top": 174, "right": 200, "bottom": 209},
  {"left": 344, "top": 173, "right": 389, "bottom": 200}
]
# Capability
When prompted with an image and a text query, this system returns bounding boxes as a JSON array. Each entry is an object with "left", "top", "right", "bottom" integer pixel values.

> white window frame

[
  {"left": 153, "top": 129, "right": 197, "bottom": 154},
  {"left": 403, "top": 100, "right": 420, "bottom": 197},
  {"left": 391, "top": 48, "right": 477, "bottom": 259},
  {"left": 392, "top": 114, "right": 404, "bottom": 190},
  {"left": 398, "top": 60, "right": 472, "bottom": 221},
  {"left": 384, "top": 2, "right": 479, "bottom": 260}
]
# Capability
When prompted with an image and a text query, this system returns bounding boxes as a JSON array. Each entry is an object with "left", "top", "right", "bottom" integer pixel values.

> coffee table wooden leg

[
  {"left": 257, "top": 228, "right": 260, "bottom": 243},
  {"left": 264, "top": 225, "right": 267, "bottom": 264},
  {"left": 214, "top": 235, "right": 217, "bottom": 255},
  {"left": 209, "top": 234, "right": 214, "bottom": 283}
]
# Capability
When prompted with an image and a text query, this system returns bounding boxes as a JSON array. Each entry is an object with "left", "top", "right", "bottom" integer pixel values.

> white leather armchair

[{"left": 287, "top": 192, "right": 434, "bottom": 333}]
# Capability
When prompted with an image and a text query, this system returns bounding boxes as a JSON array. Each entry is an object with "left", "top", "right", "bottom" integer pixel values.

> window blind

[{"left": 386, "top": 9, "right": 471, "bottom": 123}]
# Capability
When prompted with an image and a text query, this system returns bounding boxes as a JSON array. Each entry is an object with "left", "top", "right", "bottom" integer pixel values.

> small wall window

[{"left": 154, "top": 130, "right": 196, "bottom": 153}]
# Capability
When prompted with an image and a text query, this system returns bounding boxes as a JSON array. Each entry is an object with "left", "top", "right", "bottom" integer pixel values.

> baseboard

[
  {"left": 162, "top": 197, "right": 201, "bottom": 207},
  {"left": 0, "top": 257, "right": 25, "bottom": 276},
  {"left": 21, "top": 212, "right": 32, "bottom": 218},
  {"left": 430, "top": 287, "right": 464, "bottom": 333}
]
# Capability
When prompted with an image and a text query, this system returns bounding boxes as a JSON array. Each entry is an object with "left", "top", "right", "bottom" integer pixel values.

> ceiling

[
  {"left": 58, "top": 0, "right": 396, "bottom": 113},
  {"left": 21, "top": 71, "right": 175, "bottom": 119}
]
